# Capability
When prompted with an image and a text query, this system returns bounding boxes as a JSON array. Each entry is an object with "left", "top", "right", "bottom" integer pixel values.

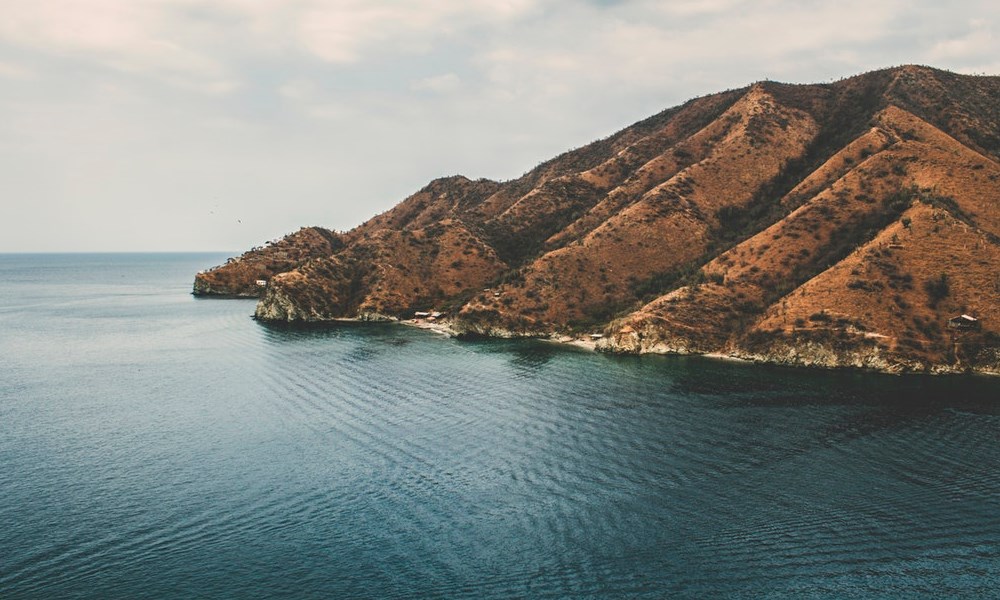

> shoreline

[
  {"left": 250, "top": 314, "right": 999, "bottom": 378},
  {"left": 400, "top": 318, "right": 602, "bottom": 351},
  {"left": 401, "top": 318, "right": 457, "bottom": 338}
]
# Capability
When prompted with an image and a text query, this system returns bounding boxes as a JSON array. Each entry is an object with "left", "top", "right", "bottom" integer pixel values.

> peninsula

[{"left": 196, "top": 66, "right": 1000, "bottom": 375}]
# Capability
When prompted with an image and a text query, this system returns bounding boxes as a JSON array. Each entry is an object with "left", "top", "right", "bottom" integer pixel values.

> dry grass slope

[{"left": 198, "top": 65, "right": 1000, "bottom": 373}]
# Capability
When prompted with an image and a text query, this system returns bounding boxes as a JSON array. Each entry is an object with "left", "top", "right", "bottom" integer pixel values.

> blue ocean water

[{"left": 0, "top": 253, "right": 998, "bottom": 599}]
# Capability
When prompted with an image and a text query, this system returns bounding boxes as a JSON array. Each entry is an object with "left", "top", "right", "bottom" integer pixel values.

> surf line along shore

[{"left": 398, "top": 315, "right": 601, "bottom": 351}]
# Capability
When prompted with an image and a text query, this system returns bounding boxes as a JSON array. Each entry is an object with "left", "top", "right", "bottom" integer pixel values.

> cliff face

[{"left": 197, "top": 65, "right": 1000, "bottom": 374}]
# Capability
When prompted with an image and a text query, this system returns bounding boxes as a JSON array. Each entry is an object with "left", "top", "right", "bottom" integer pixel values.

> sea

[{"left": 1, "top": 253, "right": 998, "bottom": 599}]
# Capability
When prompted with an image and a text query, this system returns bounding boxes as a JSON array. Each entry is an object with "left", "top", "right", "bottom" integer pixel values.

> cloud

[
  {"left": 930, "top": 18, "right": 995, "bottom": 61},
  {"left": 0, "top": 60, "right": 31, "bottom": 79},
  {"left": 295, "top": 0, "right": 537, "bottom": 64},
  {"left": 1, "top": 0, "right": 999, "bottom": 251},
  {"left": 0, "top": 0, "right": 230, "bottom": 92},
  {"left": 412, "top": 73, "right": 462, "bottom": 94}
]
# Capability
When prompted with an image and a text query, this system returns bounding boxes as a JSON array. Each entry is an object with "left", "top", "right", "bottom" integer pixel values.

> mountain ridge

[{"left": 195, "top": 65, "right": 1000, "bottom": 374}]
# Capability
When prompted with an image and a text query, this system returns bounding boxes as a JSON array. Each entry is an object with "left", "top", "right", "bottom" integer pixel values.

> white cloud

[
  {"left": 295, "top": 0, "right": 537, "bottom": 64},
  {"left": 1, "top": 0, "right": 999, "bottom": 251},
  {"left": 412, "top": 73, "right": 462, "bottom": 93},
  {"left": 305, "top": 102, "right": 357, "bottom": 121},
  {"left": 930, "top": 18, "right": 995, "bottom": 61},
  {"left": 0, "top": 60, "right": 30, "bottom": 79},
  {"left": 0, "top": 0, "right": 230, "bottom": 92},
  {"left": 278, "top": 79, "right": 316, "bottom": 101}
]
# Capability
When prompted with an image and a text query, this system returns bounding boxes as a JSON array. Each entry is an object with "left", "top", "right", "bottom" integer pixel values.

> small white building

[{"left": 948, "top": 314, "right": 980, "bottom": 330}]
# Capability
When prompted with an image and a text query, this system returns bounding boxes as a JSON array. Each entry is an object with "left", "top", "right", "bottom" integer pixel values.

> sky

[{"left": 2, "top": 0, "right": 998, "bottom": 252}]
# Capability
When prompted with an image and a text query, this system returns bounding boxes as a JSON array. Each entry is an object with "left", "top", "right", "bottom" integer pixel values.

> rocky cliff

[{"left": 196, "top": 65, "right": 1000, "bottom": 374}]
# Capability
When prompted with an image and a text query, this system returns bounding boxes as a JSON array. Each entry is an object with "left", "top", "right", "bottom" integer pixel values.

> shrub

[
  {"left": 716, "top": 205, "right": 747, "bottom": 230},
  {"left": 924, "top": 273, "right": 949, "bottom": 306},
  {"left": 735, "top": 300, "right": 762, "bottom": 314}
]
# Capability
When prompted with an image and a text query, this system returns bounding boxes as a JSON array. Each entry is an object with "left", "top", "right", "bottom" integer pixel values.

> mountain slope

[
  {"left": 193, "top": 226, "right": 343, "bottom": 297},
  {"left": 196, "top": 65, "right": 1000, "bottom": 374}
]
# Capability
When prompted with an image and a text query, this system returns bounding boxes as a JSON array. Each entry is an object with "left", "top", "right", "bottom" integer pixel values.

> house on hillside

[{"left": 948, "top": 314, "right": 980, "bottom": 330}]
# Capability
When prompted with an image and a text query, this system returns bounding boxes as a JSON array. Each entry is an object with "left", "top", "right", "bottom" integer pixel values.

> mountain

[
  {"left": 193, "top": 226, "right": 344, "bottom": 297},
  {"left": 195, "top": 65, "right": 1000, "bottom": 374}
]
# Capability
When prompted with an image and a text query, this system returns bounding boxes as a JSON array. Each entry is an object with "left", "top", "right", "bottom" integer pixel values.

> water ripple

[{"left": 2, "top": 255, "right": 1000, "bottom": 598}]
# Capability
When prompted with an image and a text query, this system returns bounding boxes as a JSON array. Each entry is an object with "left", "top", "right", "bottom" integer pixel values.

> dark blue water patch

[{"left": 1, "top": 254, "right": 998, "bottom": 599}]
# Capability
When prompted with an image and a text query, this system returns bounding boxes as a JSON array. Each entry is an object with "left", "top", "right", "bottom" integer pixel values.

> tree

[{"left": 924, "top": 273, "right": 949, "bottom": 307}]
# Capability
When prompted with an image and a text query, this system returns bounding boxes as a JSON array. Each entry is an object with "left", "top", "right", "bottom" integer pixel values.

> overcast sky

[{"left": 2, "top": 0, "right": 998, "bottom": 252}]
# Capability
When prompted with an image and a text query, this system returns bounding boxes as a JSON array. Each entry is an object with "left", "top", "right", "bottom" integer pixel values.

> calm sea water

[{"left": 1, "top": 253, "right": 998, "bottom": 599}]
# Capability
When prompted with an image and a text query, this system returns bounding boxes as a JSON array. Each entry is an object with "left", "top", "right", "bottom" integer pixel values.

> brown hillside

[
  {"left": 193, "top": 226, "right": 343, "bottom": 297},
  {"left": 254, "top": 219, "right": 506, "bottom": 322},
  {"left": 601, "top": 104, "right": 1000, "bottom": 372},
  {"left": 197, "top": 65, "right": 1000, "bottom": 374},
  {"left": 743, "top": 202, "right": 1000, "bottom": 371},
  {"left": 460, "top": 85, "right": 818, "bottom": 332}
]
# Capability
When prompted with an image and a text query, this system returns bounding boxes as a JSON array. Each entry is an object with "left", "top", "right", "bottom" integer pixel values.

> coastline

[
  {"left": 400, "top": 318, "right": 602, "bottom": 350},
  {"left": 242, "top": 308, "right": 1000, "bottom": 377},
  {"left": 394, "top": 318, "right": 997, "bottom": 377},
  {"left": 401, "top": 317, "right": 457, "bottom": 338}
]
